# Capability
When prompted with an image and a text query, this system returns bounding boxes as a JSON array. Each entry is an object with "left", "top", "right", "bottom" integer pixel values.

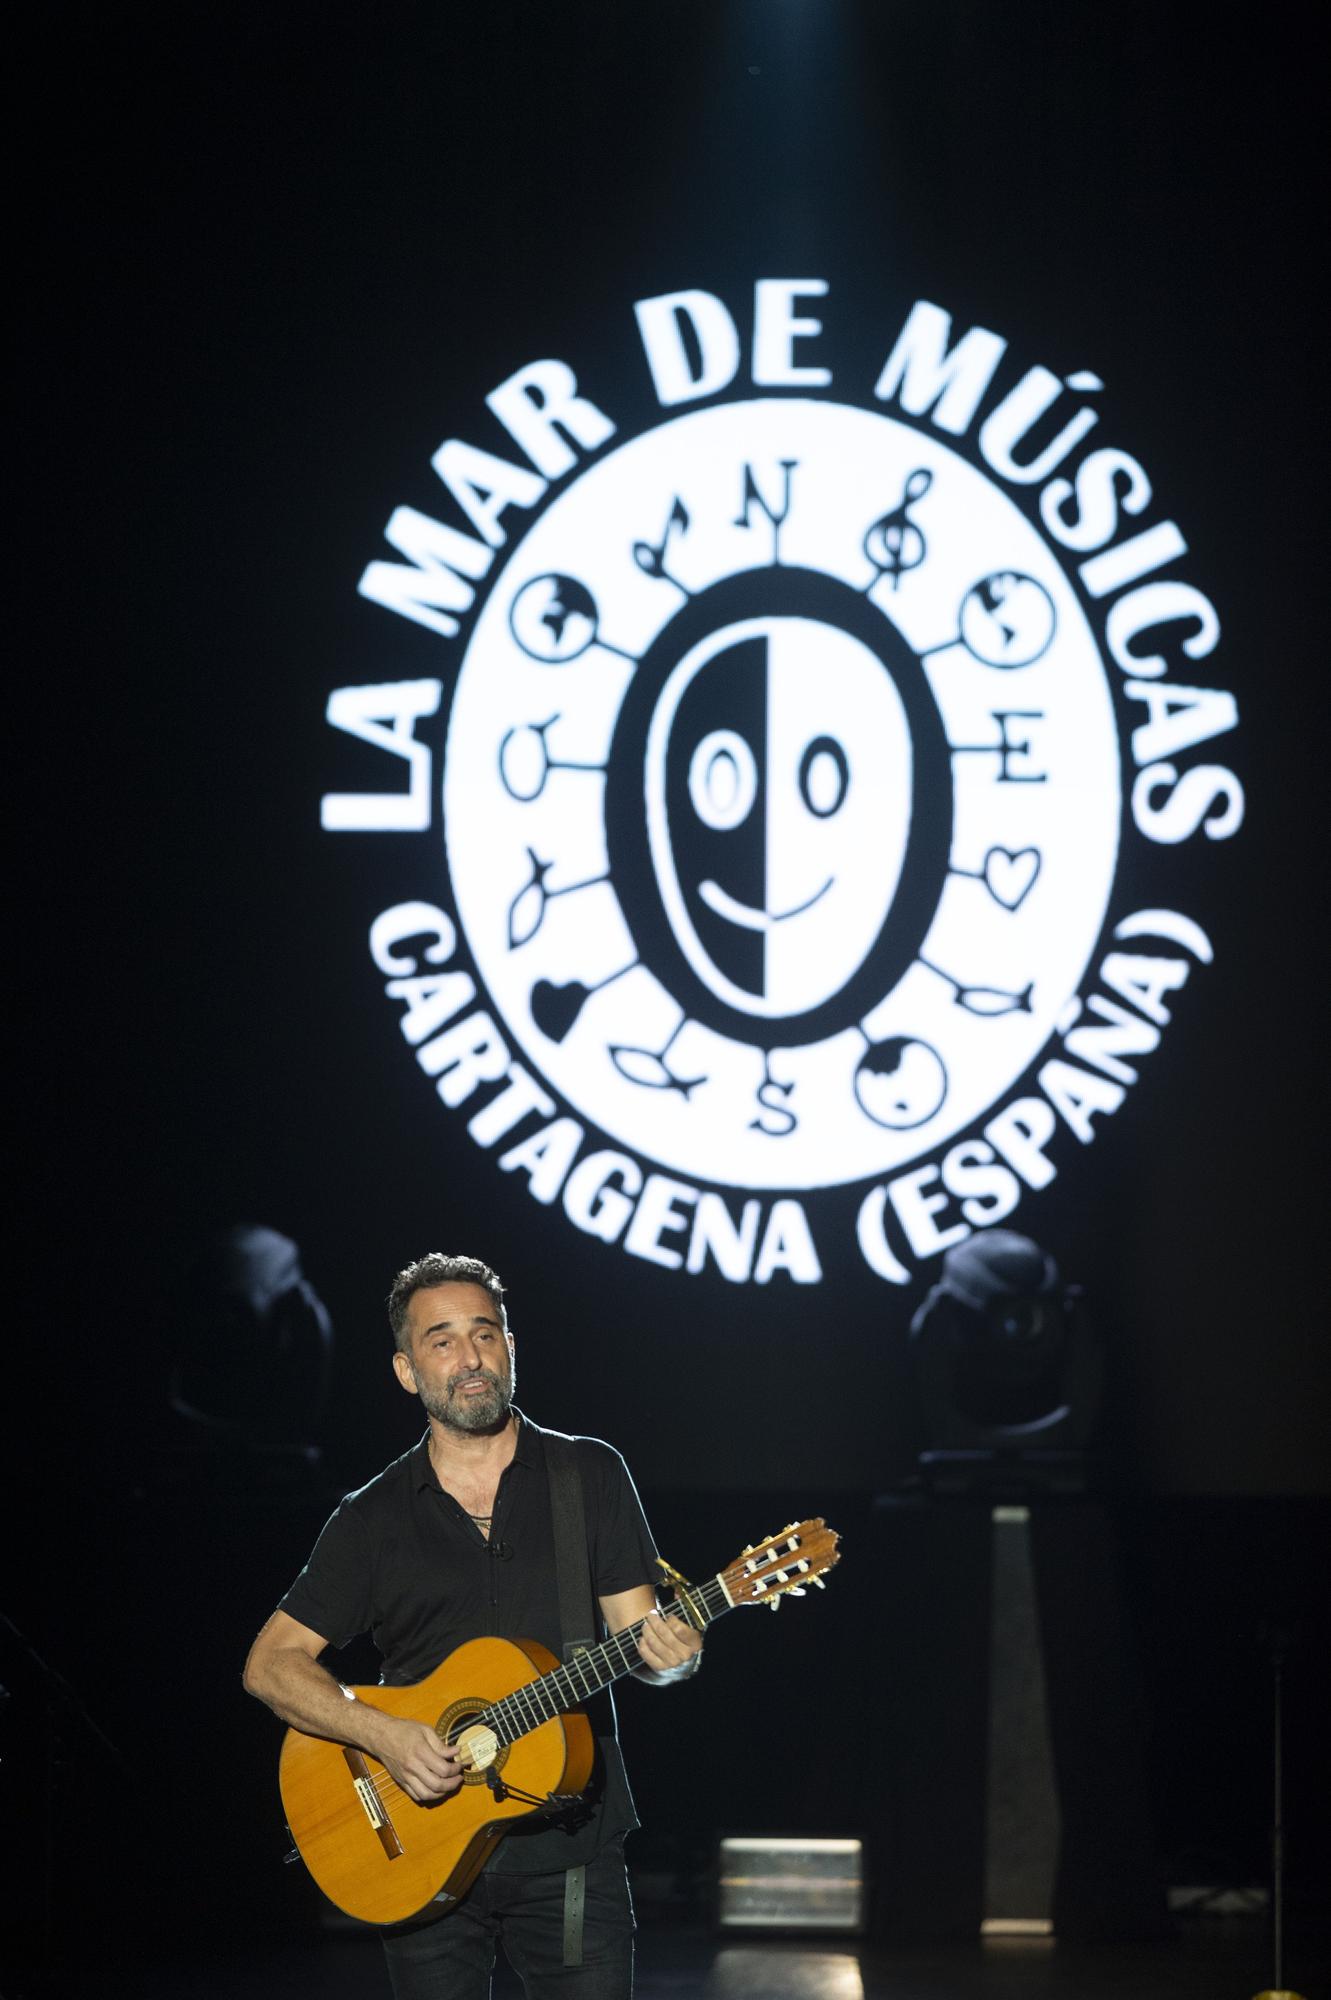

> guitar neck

[{"left": 482, "top": 1574, "right": 731, "bottom": 1747}]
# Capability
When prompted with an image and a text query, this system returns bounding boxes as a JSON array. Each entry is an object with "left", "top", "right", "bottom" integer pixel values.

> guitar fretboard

[{"left": 480, "top": 1574, "right": 731, "bottom": 1747}]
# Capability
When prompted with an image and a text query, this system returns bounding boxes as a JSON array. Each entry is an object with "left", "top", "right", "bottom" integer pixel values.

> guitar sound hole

[{"left": 436, "top": 1699, "right": 510, "bottom": 1786}]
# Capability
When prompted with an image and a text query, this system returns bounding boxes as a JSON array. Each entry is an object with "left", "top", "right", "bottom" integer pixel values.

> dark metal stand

[{"left": 1250, "top": 1625, "right": 1306, "bottom": 2000}]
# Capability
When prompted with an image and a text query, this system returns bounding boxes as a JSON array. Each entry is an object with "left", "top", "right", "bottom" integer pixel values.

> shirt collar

[{"left": 412, "top": 1409, "right": 535, "bottom": 1491}]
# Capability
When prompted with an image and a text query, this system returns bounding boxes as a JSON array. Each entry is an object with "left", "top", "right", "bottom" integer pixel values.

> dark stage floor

[{"left": 12, "top": 1918, "right": 1323, "bottom": 2000}]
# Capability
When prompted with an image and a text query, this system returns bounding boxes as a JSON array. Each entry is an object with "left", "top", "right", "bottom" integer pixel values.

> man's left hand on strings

[{"left": 634, "top": 1603, "right": 703, "bottom": 1682}]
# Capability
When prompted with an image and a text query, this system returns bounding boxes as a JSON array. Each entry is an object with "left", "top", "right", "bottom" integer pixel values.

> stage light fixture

[
  {"left": 167, "top": 1223, "right": 333, "bottom": 1462},
  {"left": 909, "top": 1230, "right": 1101, "bottom": 1492}
]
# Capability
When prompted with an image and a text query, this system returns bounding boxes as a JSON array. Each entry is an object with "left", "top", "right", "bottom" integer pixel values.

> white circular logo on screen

[{"left": 444, "top": 398, "right": 1119, "bottom": 1191}]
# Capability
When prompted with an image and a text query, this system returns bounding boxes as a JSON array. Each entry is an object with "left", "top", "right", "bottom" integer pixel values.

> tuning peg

[
  {"left": 767, "top": 1596, "right": 782, "bottom": 1612},
  {"left": 810, "top": 1576, "right": 826, "bottom": 1589}
]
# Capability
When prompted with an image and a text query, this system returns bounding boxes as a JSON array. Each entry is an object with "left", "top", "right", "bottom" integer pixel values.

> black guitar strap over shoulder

[
  {"left": 543, "top": 1431, "right": 596, "bottom": 1664},
  {"left": 541, "top": 1431, "right": 596, "bottom": 1970}
]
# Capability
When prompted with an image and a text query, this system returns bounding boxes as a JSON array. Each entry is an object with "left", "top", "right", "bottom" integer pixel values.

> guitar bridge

[
  {"left": 354, "top": 1774, "right": 385, "bottom": 1828},
  {"left": 342, "top": 1748, "right": 404, "bottom": 1860}
]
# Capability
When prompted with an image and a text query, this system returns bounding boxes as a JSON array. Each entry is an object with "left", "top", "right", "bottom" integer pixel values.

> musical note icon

[
  {"left": 863, "top": 468, "right": 933, "bottom": 590},
  {"left": 633, "top": 497, "right": 692, "bottom": 596}
]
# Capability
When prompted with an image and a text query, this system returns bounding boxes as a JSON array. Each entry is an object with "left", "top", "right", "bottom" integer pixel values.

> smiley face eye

[
  {"left": 798, "top": 736, "right": 849, "bottom": 818},
  {"left": 688, "top": 729, "right": 758, "bottom": 830}
]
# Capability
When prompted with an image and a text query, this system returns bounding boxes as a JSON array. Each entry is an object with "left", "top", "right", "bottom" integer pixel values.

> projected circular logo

[{"left": 444, "top": 399, "right": 1120, "bottom": 1191}]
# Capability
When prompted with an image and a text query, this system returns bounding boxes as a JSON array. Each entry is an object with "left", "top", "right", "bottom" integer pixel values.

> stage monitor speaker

[{"left": 718, "top": 1837, "right": 864, "bottom": 1933}]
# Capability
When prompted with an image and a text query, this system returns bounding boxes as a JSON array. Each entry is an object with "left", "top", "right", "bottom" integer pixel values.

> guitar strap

[
  {"left": 543, "top": 1431, "right": 596, "bottom": 1662},
  {"left": 542, "top": 1430, "right": 594, "bottom": 1968},
  {"left": 563, "top": 1863, "right": 587, "bottom": 1971}
]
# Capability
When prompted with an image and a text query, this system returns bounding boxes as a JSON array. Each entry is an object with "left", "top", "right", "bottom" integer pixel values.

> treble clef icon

[{"left": 863, "top": 467, "right": 933, "bottom": 589}]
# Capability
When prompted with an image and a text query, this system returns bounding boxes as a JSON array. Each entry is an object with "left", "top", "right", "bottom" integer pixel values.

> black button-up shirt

[{"left": 278, "top": 1413, "right": 659, "bottom": 1870}]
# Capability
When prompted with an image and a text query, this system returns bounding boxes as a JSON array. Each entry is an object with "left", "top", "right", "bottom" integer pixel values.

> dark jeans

[{"left": 381, "top": 1841, "right": 635, "bottom": 1999}]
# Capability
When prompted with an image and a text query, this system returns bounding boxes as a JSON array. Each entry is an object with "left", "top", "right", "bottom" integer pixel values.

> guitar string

[
  {"left": 362, "top": 1599, "right": 713, "bottom": 1811},
  {"left": 355, "top": 1551, "right": 824, "bottom": 1813},
  {"left": 358, "top": 1584, "right": 734, "bottom": 1812},
  {"left": 355, "top": 1616, "right": 655, "bottom": 1824}
]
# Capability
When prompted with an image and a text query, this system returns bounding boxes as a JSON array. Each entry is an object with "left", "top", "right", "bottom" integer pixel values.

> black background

[
  {"left": 11, "top": 0, "right": 1328, "bottom": 1963},
  {"left": 19, "top": 0, "right": 1324, "bottom": 1497}
]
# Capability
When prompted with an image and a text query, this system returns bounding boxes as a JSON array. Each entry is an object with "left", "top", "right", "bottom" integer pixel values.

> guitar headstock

[{"left": 718, "top": 1519, "right": 841, "bottom": 1610}]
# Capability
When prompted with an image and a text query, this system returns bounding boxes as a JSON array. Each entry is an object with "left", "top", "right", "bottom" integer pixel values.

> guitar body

[{"left": 279, "top": 1635, "right": 595, "bottom": 1925}]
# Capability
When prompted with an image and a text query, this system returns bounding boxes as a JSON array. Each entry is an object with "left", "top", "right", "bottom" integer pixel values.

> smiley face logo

[
  {"left": 644, "top": 616, "right": 913, "bottom": 1019},
  {"left": 439, "top": 395, "right": 1123, "bottom": 1194},
  {"left": 335, "top": 298, "right": 1227, "bottom": 1258}
]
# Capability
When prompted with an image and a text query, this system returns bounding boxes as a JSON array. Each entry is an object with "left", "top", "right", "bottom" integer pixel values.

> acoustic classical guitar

[{"left": 278, "top": 1518, "right": 840, "bottom": 1924}]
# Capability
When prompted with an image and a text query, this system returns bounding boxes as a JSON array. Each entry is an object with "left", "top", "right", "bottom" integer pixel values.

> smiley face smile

[{"left": 698, "top": 876, "right": 833, "bottom": 933}]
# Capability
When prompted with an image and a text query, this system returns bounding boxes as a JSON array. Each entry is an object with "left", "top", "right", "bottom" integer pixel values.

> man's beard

[{"left": 417, "top": 1362, "right": 514, "bottom": 1435}]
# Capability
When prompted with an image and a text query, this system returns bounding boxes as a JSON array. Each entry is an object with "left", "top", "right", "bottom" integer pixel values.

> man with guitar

[{"left": 243, "top": 1251, "right": 700, "bottom": 1998}]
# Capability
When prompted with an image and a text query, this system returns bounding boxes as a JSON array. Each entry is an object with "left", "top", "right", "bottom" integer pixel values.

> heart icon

[
  {"left": 530, "top": 979, "right": 590, "bottom": 1043},
  {"left": 982, "top": 846, "right": 1041, "bottom": 911}
]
